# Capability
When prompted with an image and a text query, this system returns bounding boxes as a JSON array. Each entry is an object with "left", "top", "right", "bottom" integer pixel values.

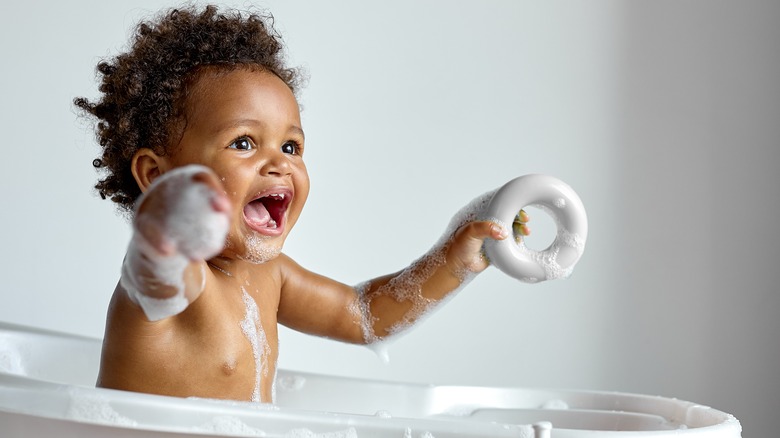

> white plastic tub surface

[{"left": 0, "top": 322, "right": 740, "bottom": 437}]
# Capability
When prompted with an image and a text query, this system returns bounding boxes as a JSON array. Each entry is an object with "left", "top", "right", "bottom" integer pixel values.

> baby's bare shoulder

[{"left": 240, "top": 253, "right": 298, "bottom": 283}]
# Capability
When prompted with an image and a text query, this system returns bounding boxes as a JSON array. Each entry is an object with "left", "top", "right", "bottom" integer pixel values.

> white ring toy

[{"left": 483, "top": 174, "right": 588, "bottom": 283}]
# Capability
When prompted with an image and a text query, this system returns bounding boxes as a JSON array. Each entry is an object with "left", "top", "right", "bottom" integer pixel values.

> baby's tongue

[{"left": 244, "top": 201, "right": 271, "bottom": 227}]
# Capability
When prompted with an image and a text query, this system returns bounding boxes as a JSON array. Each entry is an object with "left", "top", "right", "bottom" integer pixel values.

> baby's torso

[{"left": 99, "top": 268, "right": 282, "bottom": 403}]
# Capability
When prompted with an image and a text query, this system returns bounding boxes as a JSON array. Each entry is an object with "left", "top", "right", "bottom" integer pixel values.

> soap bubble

[
  {"left": 374, "top": 410, "right": 392, "bottom": 418},
  {"left": 66, "top": 387, "right": 137, "bottom": 427},
  {"left": 240, "top": 233, "right": 282, "bottom": 264},
  {"left": 540, "top": 399, "right": 569, "bottom": 409},
  {"left": 240, "top": 288, "right": 273, "bottom": 403},
  {"left": 197, "top": 416, "right": 266, "bottom": 436},
  {"left": 284, "top": 427, "right": 358, "bottom": 438},
  {"left": 278, "top": 375, "right": 306, "bottom": 391}
]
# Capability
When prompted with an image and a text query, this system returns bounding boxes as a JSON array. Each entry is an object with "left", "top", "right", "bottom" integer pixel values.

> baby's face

[{"left": 166, "top": 67, "right": 309, "bottom": 263}]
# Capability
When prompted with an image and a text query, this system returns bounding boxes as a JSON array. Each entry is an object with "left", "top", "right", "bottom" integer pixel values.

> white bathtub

[{"left": 0, "top": 322, "right": 740, "bottom": 437}]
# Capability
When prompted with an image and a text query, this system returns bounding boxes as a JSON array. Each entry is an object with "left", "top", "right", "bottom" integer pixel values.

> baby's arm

[
  {"left": 120, "top": 165, "right": 230, "bottom": 321},
  {"left": 278, "top": 192, "right": 529, "bottom": 344},
  {"left": 353, "top": 219, "right": 509, "bottom": 341}
]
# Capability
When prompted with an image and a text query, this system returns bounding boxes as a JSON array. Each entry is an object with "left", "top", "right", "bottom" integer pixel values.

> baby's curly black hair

[{"left": 75, "top": 4, "right": 302, "bottom": 214}]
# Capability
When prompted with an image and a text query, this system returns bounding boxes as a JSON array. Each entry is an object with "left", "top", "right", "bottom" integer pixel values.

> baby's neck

[{"left": 206, "top": 254, "right": 278, "bottom": 280}]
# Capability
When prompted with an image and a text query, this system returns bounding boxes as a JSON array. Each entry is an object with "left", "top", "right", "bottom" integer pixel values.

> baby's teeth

[{"left": 268, "top": 219, "right": 277, "bottom": 228}]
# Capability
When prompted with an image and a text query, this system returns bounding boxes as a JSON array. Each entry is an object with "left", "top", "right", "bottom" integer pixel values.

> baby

[{"left": 75, "top": 5, "right": 529, "bottom": 403}]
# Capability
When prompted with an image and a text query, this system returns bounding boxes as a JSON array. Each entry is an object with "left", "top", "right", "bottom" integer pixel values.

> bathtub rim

[{"left": 0, "top": 321, "right": 741, "bottom": 437}]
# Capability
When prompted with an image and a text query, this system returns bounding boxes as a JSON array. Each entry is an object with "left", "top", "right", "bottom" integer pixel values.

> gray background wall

[{"left": 1, "top": 1, "right": 777, "bottom": 436}]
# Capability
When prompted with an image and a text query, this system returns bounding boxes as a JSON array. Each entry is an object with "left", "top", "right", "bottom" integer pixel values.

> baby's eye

[
  {"left": 229, "top": 137, "right": 254, "bottom": 151},
  {"left": 281, "top": 141, "right": 301, "bottom": 155}
]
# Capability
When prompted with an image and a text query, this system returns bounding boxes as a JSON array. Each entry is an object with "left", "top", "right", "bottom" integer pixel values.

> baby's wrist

[
  {"left": 442, "top": 245, "right": 483, "bottom": 285},
  {"left": 120, "top": 235, "right": 191, "bottom": 320}
]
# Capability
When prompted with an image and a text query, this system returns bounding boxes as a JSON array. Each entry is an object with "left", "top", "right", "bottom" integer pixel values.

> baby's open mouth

[{"left": 243, "top": 189, "right": 292, "bottom": 235}]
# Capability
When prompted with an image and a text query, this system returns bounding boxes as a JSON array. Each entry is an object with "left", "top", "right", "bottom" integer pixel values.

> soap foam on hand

[
  {"left": 350, "top": 176, "right": 586, "bottom": 358},
  {"left": 144, "top": 165, "right": 231, "bottom": 261},
  {"left": 120, "top": 165, "right": 230, "bottom": 321}
]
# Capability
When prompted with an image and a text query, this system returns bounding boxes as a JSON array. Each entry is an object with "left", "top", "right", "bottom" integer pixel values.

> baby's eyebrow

[
  {"left": 290, "top": 126, "right": 305, "bottom": 140},
  {"left": 212, "top": 119, "right": 305, "bottom": 139},
  {"left": 212, "top": 118, "right": 262, "bottom": 134}
]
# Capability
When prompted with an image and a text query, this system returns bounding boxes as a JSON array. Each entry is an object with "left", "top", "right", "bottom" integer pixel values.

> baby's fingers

[
  {"left": 134, "top": 165, "right": 230, "bottom": 261},
  {"left": 460, "top": 220, "right": 510, "bottom": 242},
  {"left": 513, "top": 209, "right": 531, "bottom": 242},
  {"left": 135, "top": 214, "right": 177, "bottom": 256},
  {"left": 191, "top": 170, "right": 231, "bottom": 213},
  {"left": 448, "top": 221, "right": 509, "bottom": 274},
  {"left": 517, "top": 209, "right": 530, "bottom": 224}
]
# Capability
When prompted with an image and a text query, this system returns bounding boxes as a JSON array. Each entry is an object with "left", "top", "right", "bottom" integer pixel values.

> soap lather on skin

[{"left": 120, "top": 165, "right": 231, "bottom": 321}]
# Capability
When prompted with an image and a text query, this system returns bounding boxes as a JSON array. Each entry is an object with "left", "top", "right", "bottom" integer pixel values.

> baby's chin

[{"left": 224, "top": 232, "right": 284, "bottom": 264}]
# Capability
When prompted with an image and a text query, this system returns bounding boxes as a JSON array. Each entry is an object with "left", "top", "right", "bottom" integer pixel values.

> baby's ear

[{"left": 131, "top": 148, "right": 168, "bottom": 193}]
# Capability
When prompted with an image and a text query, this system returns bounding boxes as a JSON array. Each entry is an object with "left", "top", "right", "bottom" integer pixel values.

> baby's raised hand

[
  {"left": 446, "top": 210, "right": 531, "bottom": 275},
  {"left": 134, "top": 165, "right": 230, "bottom": 261},
  {"left": 122, "top": 165, "right": 231, "bottom": 320}
]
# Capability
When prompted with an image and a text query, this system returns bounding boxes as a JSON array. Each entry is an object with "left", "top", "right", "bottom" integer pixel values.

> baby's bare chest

[{"left": 170, "top": 284, "right": 282, "bottom": 401}]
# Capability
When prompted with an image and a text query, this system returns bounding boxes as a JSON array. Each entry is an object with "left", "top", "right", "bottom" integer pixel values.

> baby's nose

[{"left": 259, "top": 151, "right": 292, "bottom": 176}]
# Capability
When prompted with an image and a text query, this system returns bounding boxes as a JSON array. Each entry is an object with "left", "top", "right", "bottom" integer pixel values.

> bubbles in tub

[
  {"left": 540, "top": 399, "right": 569, "bottom": 409},
  {"left": 67, "top": 387, "right": 137, "bottom": 427},
  {"left": 197, "top": 415, "right": 266, "bottom": 436},
  {"left": 402, "top": 430, "right": 438, "bottom": 438},
  {"left": 278, "top": 374, "right": 306, "bottom": 391},
  {"left": 443, "top": 405, "right": 479, "bottom": 416},
  {"left": 188, "top": 396, "right": 280, "bottom": 411},
  {"left": 0, "top": 340, "right": 23, "bottom": 374},
  {"left": 554, "top": 197, "right": 566, "bottom": 209},
  {"left": 284, "top": 427, "right": 358, "bottom": 438},
  {"left": 240, "top": 288, "right": 272, "bottom": 403},
  {"left": 374, "top": 410, "right": 392, "bottom": 418}
]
